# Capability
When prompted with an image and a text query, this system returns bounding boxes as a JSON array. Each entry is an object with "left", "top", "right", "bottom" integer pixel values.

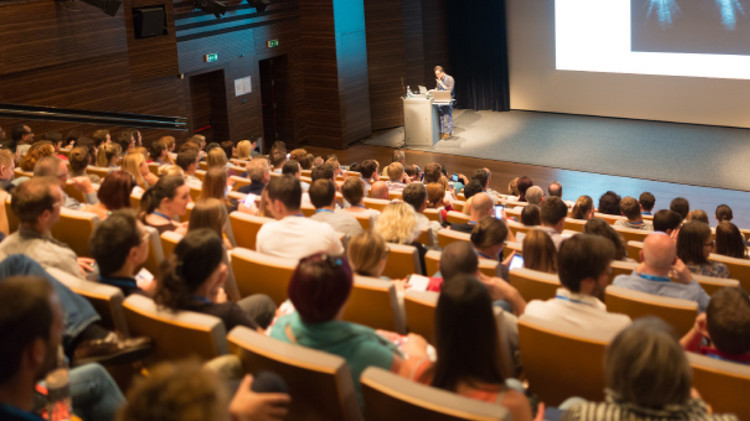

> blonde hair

[
  {"left": 96, "top": 142, "right": 122, "bottom": 167},
  {"left": 522, "top": 229, "right": 557, "bottom": 273},
  {"left": 206, "top": 147, "right": 227, "bottom": 168},
  {"left": 159, "top": 165, "right": 184, "bottom": 177},
  {"left": 373, "top": 202, "right": 418, "bottom": 244},
  {"left": 347, "top": 231, "right": 387, "bottom": 277},
  {"left": 235, "top": 140, "right": 252, "bottom": 159},
  {"left": 122, "top": 150, "right": 147, "bottom": 188}
]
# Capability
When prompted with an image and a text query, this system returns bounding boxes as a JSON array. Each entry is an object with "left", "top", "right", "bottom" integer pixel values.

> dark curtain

[{"left": 446, "top": 0, "right": 510, "bottom": 111}]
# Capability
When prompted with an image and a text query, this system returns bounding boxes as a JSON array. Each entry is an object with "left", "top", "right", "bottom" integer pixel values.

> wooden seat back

[
  {"left": 228, "top": 212, "right": 274, "bottom": 250},
  {"left": 382, "top": 242, "right": 421, "bottom": 279},
  {"left": 604, "top": 285, "right": 698, "bottom": 336},
  {"left": 229, "top": 247, "right": 296, "bottom": 304},
  {"left": 508, "top": 268, "right": 560, "bottom": 302},
  {"left": 341, "top": 275, "right": 406, "bottom": 334}
]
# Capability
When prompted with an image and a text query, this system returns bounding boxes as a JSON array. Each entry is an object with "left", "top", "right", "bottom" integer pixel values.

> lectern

[{"left": 402, "top": 95, "right": 439, "bottom": 146}]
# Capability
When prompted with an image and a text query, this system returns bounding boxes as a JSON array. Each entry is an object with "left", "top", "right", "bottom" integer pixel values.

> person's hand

[
  {"left": 215, "top": 287, "right": 227, "bottom": 304},
  {"left": 670, "top": 257, "right": 693, "bottom": 284},
  {"left": 693, "top": 312, "right": 709, "bottom": 338},
  {"left": 229, "top": 375, "right": 290, "bottom": 421},
  {"left": 403, "top": 333, "right": 429, "bottom": 360},
  {"left": 77, "top": 257, "right": 96, "bottom": 275},
  {"left": 70, "top": 176, "right": 95, "bottom": 194},
  {"left": 501, "top": 251, "right": 516, "bottom": 267},
  {"left": 533, "top": 402, "right": 546, "bottom": 421},
  {"left": 391, "top": 278, "right": 409, "bottom": 292}
]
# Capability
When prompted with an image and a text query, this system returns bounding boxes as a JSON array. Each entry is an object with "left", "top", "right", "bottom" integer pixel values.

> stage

[{"left": 364, "top": 110, "right": 750, "bottom": 192}]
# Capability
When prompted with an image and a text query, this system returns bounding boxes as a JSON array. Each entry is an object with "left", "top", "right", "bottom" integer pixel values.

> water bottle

[
  {"left": 45, "top": 346, "right": 72, "bottom": 421},
  {"left": 406, "top": 85, "right": 413, "bottom": 98}
]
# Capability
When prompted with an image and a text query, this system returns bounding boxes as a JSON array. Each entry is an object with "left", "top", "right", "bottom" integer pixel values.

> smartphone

[
  {"left": 494, "top": 204, "right": 505, "bottom": 219},
  {"left": 407, "top": 274, "right": 431, "bottom": 292},
  {"left": 242, "top": 193, "right": 258, "bottom": 207},
  {"left": 509, "top": 254, "right": 524, "bottom": 271},
  {"left": 451, "top": 174, "right": 459, "bottom": 182}
]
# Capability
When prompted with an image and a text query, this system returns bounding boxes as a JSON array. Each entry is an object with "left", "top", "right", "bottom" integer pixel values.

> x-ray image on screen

[{"left": 632, "top": 0, "right": 750, "bottom": 55}]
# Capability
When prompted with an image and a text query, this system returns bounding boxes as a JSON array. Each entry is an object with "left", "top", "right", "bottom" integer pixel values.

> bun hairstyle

[
  {"left": 139, "top": 175, "right": 185, "bottom": 216},
  {"left": 154, "top": 229, "right": 224, "bottom": 311},
  {"left": 470, "top": 216, "right": 508, "bottom": 250}
]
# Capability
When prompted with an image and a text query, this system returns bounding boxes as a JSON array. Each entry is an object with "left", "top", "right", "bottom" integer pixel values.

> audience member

[
  {"left": 117, "top": 359, "right": 290, "bottom": 421},
  {"left": 122, "top": 150, "right": 157, "bottom": 189},
  {"left": 347, "top": 230, "right": 389, "bottom": 279},
  {"left": 613, "top": 232, "right": 710, "bottom": 312},
  {"left": 539, "top": 196, "right": 568, "bottom": 249},
  {"left": 715, "top": 204, "right": 733, "bottom": 224},
  {"left": 189, "top": 199, "right": 233, "bottom": 250},
  {"left": 598, "top": 190, "right": 621, "bottom": 215},
  {"left": 670, "top": 197, "right": 690, "bottom": 220},
  {"left": 686, "top": 209, "right": 709, "bottom": 224},
  {"left": 370, "top": 180, "right": 389, "bottom": 200},
  {"left": 570, "top": 195, "right": 594, "bottom": 220},
  {"left": 548, "top": 181, "right": 563, "bottom": 198},
  {"left": 373, "top": 201, "right": 426, "bottom": 274},
  {"left": 525, "top": 185, "right": 545, "bottom": 206},
  {"left": 87, "top": 170, "right": 136, "bottom": 220},
  {"left": 68, "top": 145, "right": 100, "bottom": 185},
  {"left": 148, "top": 138, "right": 170, "bottom": 165},
  {"left": 614, "top": 196, "right": 653, "bottom": 230},
  {"left": 522, "top": 229, "right": 557, "bottom": 274},
  {"left": 156, "top": 229, "right": 275, "bottom": 329},
  {"left": 402, "top": 182, "right": 441, "bottom": 246},
  {"left": 268, "top": 141, "right": 287, "bottom": 171},
  {"left": 450, "top": 192, "right": 493, "bottom": 233},
  {"left": 20, "top": 141, "right": 55, "bottom": 172},
  {"left": 520, "top": 204, "right": 541, "bottom": 226},
  {"left": 715, "top": 221, "right": 747, "bottom": 259},
  {"left": 425, "top": 274, "right": 535, "bottom": 421},
  {"left": 269, "top": 253, "right": 428, "bottom": 405},
  {"left": 653, "top": 208, "right": 683, "bottom": 237},
  {"left": 91, "top": 210, "right": 152, "bottom": 296},
  {"left": 139, "top": 175, "right": 190, "bottom": 235},
  {"left": 0, "top": 177, "right": 94, "bottom": 278},
  {"left": 565, "top": 317, "right": 737, "bottom": 420},
  {"left": 206, "top": 147, "right": 228, "bottom": 169},
  {"left": 584, "top": 218, "right": 627, "bottom": 261},
  {"left": 677, "top": 221, "right": 729, "bottom": 278},
  {"left": 470, "top": 216, "right": 512, "bottom": 279},
  {"left": 0, "top": 149, "right": 16, "bottom": 192},
  {"left": 34, "top": 156, "right": 97, "bottom": 209},
  {"left": 234, "top": 139, "right": 255, "bottom": 161},
  {"left": 238, "top": 157, "right": 271, "bottom": 195},
  {"left": 525, "top": 234, "right": 631, "bottom": 331},
  {"left": 680, "top": 286, "right": 750, "bottom": 364},
  {"left": 176, "top": 148, "right": 202, "bottom": 189},
  {"left": 639, "top": 191, "right": 656, "bottom": 215},
  {"left": 256, "top": 175, "right": 343, "bottom": 260},
  {"left": 199, "top": 166, "right": 237, "bottom": 213},
  {"left": 309, "top": 179, "right": 362, "bottom": 239},
  {"left": 341, "top": 177, "right": 380, "bottom": 221},
  {"left": 516, "top": 176, "right": 533, "bottom": 202},
  {"left": 359, "top": 159, "right": 379, "bottom": 186},
  {"left": 95, "top": 142, "right": 122, "bottom": 168},
  {"left": 386, "top": 162, "right": 406, "bottom": 192}
]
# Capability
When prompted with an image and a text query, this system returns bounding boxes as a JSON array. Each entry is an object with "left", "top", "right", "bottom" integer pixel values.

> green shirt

[{"left": 270, "top": 312, "right": 400, "bottom": 406}]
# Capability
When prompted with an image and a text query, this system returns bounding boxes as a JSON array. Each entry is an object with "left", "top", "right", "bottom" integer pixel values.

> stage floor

[{"left": 364, "top": 110, "right": 750, "bottom": 192}]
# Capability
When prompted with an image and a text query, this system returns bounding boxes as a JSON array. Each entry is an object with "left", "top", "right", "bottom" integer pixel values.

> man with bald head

[
  {"left": 613, "top": 232, "right": 710, "bottom": 312},
  {"left": 449, "top": 192, "right": 493, "bottom": 233},
  {"left": 370, "top": 180, "right": 389, "bottom": 200}
]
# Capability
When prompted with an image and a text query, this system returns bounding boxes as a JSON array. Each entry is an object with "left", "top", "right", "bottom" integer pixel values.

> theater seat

[
  {"left": 692, "top": 274, "right": 740, "bottom": 296},
  {"left": 508, "top": 268, "right": 560, "bottom": 302},
  {"left": 229, "top": 247, "right": 296, "bottom": 305},
  {"left": 141, "top": 225, "right": 165, "bottom": 279},
  {"left": 436, "top": 228, "right": 471, "bottom": 248},
  {"left": 382, "top": 242, "right": 421, "bottom": 279},
  {"left": 445, "top": 211, "right": 470, "bottom": 224},
  {"left": 604, "top": 285, "right": 697, "bottom": 336},
  {"left": 518, "top": 314, "right": 614, "bottom": 406},
  {"left": 403, "top": 290, "right": 439, "bottom": 345},
  {"left": 160, "top": 231, "right": 183, "bottom": 259},
  {"left": 123, "top": 294, "right": 228, "bottom": 364},
  {"left": 229, "top": 175, "right": 252, "bottom": 192},
  {"left": 341, "top": 275, "right": 406, "bottom": 334},
  {"left": 423, "top": 208, "right": 440, "bottom": 222},
  {"left": 424, "top": 249, "right": 499, "bottom": 278},
  {"left": 360, "top": 367, "right": 510, "bottom": 421},
  {"left": 50, "top": 207, "right": 101, "bottom": 258},
  {"left": 708, "top": 253, "right": 750, "bottom": 291},
  {"left": 227, "top": 326, "right": 364, "bottom": 421},
  {"left": 688, "top": 352, "right": 750, "bottom": 420},
  {"left": 363, "top": 197, "right": 390, "bottom": 212},
  {"left": 228, "top": 211, "right": 274, "bottom": 250}
]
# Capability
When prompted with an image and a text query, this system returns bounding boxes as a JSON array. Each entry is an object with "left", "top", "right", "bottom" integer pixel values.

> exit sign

[
  {"left": 267, "top": 39, "right": 280, "bottom": 48},
  {"left": 203, "top": 53, "right": 218, "bottom": 63}
]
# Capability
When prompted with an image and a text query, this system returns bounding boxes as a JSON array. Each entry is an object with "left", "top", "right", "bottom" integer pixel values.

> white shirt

[
  {"left": 524, "top": 288, "right": 631, "bottom": 334},
  {"left": 256, "top": 215, "right": 344, "bottom": 261}
]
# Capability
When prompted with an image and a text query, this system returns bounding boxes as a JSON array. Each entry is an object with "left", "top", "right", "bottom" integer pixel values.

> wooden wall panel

[
  {"left": 402, "top": 0, "right": 426, "bottom": 88},
  {"left": 124, "top": 0, "right": 181, "bottom": 81},
  {"left": 421, "top": 0, "right": 451, "bottom": 85}
]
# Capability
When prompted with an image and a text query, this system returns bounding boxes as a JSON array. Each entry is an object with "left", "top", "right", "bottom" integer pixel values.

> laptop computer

[{"left": 432, "top": 90, "right": 452, "bottom": 103}]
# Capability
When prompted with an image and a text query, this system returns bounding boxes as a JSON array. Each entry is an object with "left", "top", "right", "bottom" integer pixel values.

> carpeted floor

[{"left": 364, "top": 110, "right": 750, "bottom": 192}]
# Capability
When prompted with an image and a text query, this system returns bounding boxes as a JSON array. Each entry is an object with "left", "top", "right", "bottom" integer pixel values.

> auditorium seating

[
  {"left": 228, "top": 212, "right": 274, "bottom": 250},
  {"left": 424, "top": 249, "right": 499, "bottom": 278},
  {"left": 415, "top": 227, "right": 432, "bottom": 247},
  {"left": 363, "top": 197, "right": 390, "bottom": 212},
  {"left": 49, "top": 207, "right": 100, "bottom": 257},
  {"left": 612, "top": 225, "right": 650, "bottom": 244},
  {"left": 141, "top": 225, "right": 165, "bottom": 279},
  {"left": 604, "top": 286, "right": 698, "bottom": 336},
  {"left": 229, "top": 175, "right": 252, "bottom": 191},
  {"left": 352, "top": 213, "right": 372, "bottom": 231},
  {"left": 518, "top": 314, "right": 614, "bottom": 406},
  {"left": 423, "top": 208, "right": 440, "bottom": 222},
  {"left": 86, "top": 165, "right": 111, "bottom": 180},
  {"left": 159, "top": 231, "right": 182, "bottom": 259},
  {"left": 123, "top": 294, "right": 229, "bottom": 364},
  {"left": 147, "top": 162, "right": 160, "bottom": 175},
  {"left": 626, "top": 240, "right": 643, "bottom": 261},
  {"left": 63, "top": 181, "right": 86, "bottom": 204},
  {"left": 609, "top": 260, "right": 637, "bottom": 283},
  {"left": 508, "top": 268, "right": 560, "bottom": 302},
  {"left": 708, "top": 253, "right": 750, "bottom": 291},
  {"left": 5, "top": 195, "right": 18, "bottom": 233},
  {"left": 229, "top": 247, "right": 296, "bottom": 305},
  {"left": 436, "top": 228, "right": 471, "bottom": 248},
  {"left": 228, "top": 326, "right": 364, "bottom": 421},
  {"left": 340, "top": 275, "right": 406, "bottom": 334},
  {"left": 382, "top": 242, "right": 422, "bottom": 279},
  {"left": 688, "top": 352, "right": 750, "bottom": 420},
  {"left": 403, "top": 290, "right": 439, "bottom": 345},
  {"left": 444, "top": 211, "right": 469, "bottom": 224},
  {"left": 360, "top": 367, "right": 510, "bottom": 421},
  {"left": 692, "top": 274, "right": 740, "bottom": 296},
  {"left": 562, "top": 217, "right": 587, "bottom": 232}
]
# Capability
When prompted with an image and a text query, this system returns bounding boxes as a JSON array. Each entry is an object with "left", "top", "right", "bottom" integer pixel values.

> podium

[{"left": 402, "top": 96, "right": 439, "bottom": 146}]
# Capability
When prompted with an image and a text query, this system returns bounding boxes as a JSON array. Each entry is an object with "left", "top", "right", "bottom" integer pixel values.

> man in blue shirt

[{"left": 434, "top": 65, "right": 455, "bottom": 139}]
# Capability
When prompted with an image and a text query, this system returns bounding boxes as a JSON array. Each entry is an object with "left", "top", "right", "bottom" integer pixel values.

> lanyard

[
  {"left": 99, "top": 275, "right": 137, "bottom": 289},
  {"left": 555, "top": 294, "right": 594, "bottom": 307},
  {"left": 152, "top": 210, "right": 172, "bottom": 222},
  {"left": 192, "top": 296, "right": 212, "bottom": 304},
  {"left": 638, "top": 272, "right": 670, "bottom": 283},
  {"left": 316, "top": 209, "right": 334, "bottom": 214}
]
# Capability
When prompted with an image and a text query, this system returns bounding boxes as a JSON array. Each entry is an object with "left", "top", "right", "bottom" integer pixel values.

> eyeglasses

[{"left": 704, "top": 240, "right": 715, "bottom": 247}]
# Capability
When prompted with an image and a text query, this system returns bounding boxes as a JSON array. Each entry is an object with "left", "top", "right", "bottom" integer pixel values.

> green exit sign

[
  {"left": 203, "top": 53, "right": 218, "bottom": 63},
  {"left": 267, "top": 39, "right": 280, "bottom": 48}
]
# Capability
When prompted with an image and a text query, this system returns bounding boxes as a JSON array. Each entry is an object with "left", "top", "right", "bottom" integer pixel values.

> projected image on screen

[{"left": 632, "top": 0, "right": 750, "bottom": 55}]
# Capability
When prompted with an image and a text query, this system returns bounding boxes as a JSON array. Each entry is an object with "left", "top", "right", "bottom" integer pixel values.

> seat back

[
  {"left": 228, "top": 212, "right": 274, "bottom": 250},
  {"left": 352, "top": 213, "right": 372, "bottom": 231},
  {"left": 159, "top": 231, "right": 183, "bottom": 259},
  {"left": 593, "top": 212, "right": 626, "bottom": 224},
  {"left": 341, "top": 275, "right": 406, "bottom": 334},
  {"left": 230, "top": 175, "right": 252, "bottom": 191},
  {"left": 506, "top": 220, "right": 534, "bottom": 238},
  {"left": 63, "top": 182, "right": 86, "bottom": 204},
  {"left": 123, "top": 294, "right": 228, "bottom": 363},
  {"left": 228, "top": 326, "right": 364, "bottom": 421},
  {"left": 626, "top": 240, "right": 643, "bottom": 262},
  {"left": 300, "top": 204, "right": 316, "bottom": 217},
  {"left": 415, "top": 227, "right": 432, "bottom": 247},
  {"left": 360, "top": 367, "right": 510, "bottom": 421},
  {"left": 423, "top": 208, "right": 440, "bottom": 222},
  {"left": 518, "top": 315, "right": 614, "bottom": 406},
  {"left": 48, "top": 267, "right": 129, "bottom": 336},
  {"left": 436, "top": 229, "right": 471, "bottom": 248},
  {"left": 141, "top": 225, "right": 165, "bottom": 279},
  {"left": 612, "top": 226, "right": 650, "bottom": 244},
  {"left": 363, "top": 197, "right": 390, "bottom": 212},
  {"left": 50, "top": 208, "right": 100, "bottom": 257},
  {"left": 229, "top": 248, "right": 296, "bottom": 304},
  {"left": 147, "top": 162, "right": 160, "bottom": 175},
  {"left": 86, "top": 165, "right": 112, "bottom": 180},
  {"left": 610, "top": 260, "right": 637, "bottom": 284},
  {"left": 6, "top": 195, "right": 18, "bottom": 233},
  {"left": 688, "top": 352, "right": 750, "bottom": 420},
  {"left": 708, "top": 253, "right": 750, "bottom": 291},
  {"left": 382, "top": 243, "right": 421, "bottom": 279},
  {"left": 692, "top": 274, "right": 740, "bottom": 296},
  {"left": 508, "top": 268, "right": 560, "bottom": 302},
  {"left": 562, "top": 218, "right": 587, "bottom": 232},
  {"left": 445, "top": 211, "right": 470, "bottom": 224},
  {"left": 403, "top": 290, "right": 439, "bottom": 345},
  {"left": 424, "top": 250, "right": 498, "bottom": 278},
  {"left": 604, "top": 285, "right": 698, "bottom": 336}
]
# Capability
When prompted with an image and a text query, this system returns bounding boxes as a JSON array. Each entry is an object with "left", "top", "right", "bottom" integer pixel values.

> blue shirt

[{"left": 612, "top": 270, "right": 710, "bottom": 312}]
